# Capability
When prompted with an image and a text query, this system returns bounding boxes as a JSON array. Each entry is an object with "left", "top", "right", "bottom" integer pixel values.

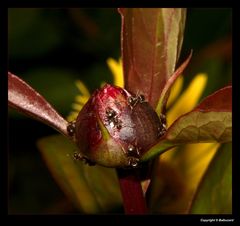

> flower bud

[{"left": 71, "top": 84, "right": 165, "bottom": 168}]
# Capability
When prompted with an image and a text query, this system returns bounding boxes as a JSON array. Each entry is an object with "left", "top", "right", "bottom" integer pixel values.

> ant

[
  {"left": 127, "top": 93, "right": 146, "bottom": 108},
  {"left": 105, "top": 107, "right": 122, "bottom": 129}
]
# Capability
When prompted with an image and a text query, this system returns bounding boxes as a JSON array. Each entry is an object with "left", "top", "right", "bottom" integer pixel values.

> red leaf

[
  {"left": 156, "top": 51, "right": 192, "bottom": 114},
  {"left": 195, "top": 86, "right": 232, "bottom": 112},
  {"left": 8, "top": 72, "right": 70, "bottom": 138},
  {"left": 141, "top": 86, "right": 232, "bottom": 162},
  {"left": 119, "top": 8, "right": 186, "bottom": 109}
]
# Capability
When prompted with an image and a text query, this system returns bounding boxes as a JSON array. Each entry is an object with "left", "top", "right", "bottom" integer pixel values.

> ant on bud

[
  {"left": 105, "top": 107, "right": 122, "bottom": 130},
  {"left": 127, "top": 93, "right": 146, "bottom": 108},
  {"left": 73, "top": 152, "right": 96, "bottom": 166},
  {"left": 67, "top": 120, "right": 76, "bottom": 136}
]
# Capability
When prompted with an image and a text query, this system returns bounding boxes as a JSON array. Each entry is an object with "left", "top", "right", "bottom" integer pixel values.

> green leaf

[
  {"left": 119, "top": 8, "right": 186, "bottom": 109},
  {"left": 141, "top": 86, "right": 232, "bottom": 161},
  {"left": 37, "top": 135, "right": 122, "bottom": 214},
  {"left": 147, "top": 159, "right": 190, "bottom": 214},
  {"left": 189, "top": 143, "right": 232, "bottom": 214}
]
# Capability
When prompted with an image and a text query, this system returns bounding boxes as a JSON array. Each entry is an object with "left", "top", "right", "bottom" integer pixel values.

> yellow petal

[
  {"left": 67, "top": 112, "right": 79, "bottom": 122},
  {"left": 157, "top": 142, "right": 219, "bottom": 213},
  {"left": 160, "top": 146, "right": 178, "bottom": 162},
  {"left": 166, "top": 75, "right": 184, "bottom": 109},
  {"left": 72, "top": 103, "right": 84, "bottom": 111},
  {"left": 167, "top": 73, "right": 207, "bottom": 127},
  {"left": 180, "top": 143, "right": 219, "bottom": 190},
  {"left": 75, "top": 95, "right": 89, "bottom": 105},
  {"left": 66, "top": 80, "right": 91, "bottom": 121},
  {"left": 107, "top": 58, "right": 124, "bottom": 88},
  {"left": 75, "top": 80, "right": 90, "bottom": 97},
  {"left": 167, "top": 143, "right": 219, "bottom": 187}
]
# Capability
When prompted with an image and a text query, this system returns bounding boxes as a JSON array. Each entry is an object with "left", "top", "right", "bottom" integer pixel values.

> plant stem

[{"left": 117, "top": 168, "right": 148, "bottom": 214}]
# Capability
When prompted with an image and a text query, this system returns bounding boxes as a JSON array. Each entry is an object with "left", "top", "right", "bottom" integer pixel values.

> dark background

[{"left": 8, "top": 8, "right": 232, "bottom": 214}]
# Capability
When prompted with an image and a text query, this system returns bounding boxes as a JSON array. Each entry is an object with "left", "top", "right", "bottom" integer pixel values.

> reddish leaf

[
  {"left": 119, "top": 8, "right": 186, "bottom": 109},
  {"left": 166, "top": 86, "right": 232, "bottom": 142},
  {"left": 195, "top": 85, "right": 232, "bottom": 112},
  {"left": 155, "top": 51, "right": 192, "bottom": 115},
  {"left": 8, "top": 72, "right": 70, "bottom": 138},
  {"left": 141, "top": 86, "right": 232, "bottom": 161}
]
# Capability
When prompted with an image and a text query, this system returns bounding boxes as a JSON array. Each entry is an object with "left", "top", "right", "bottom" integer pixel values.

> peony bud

[{"left": 68, "top": 84, "right": 166, "bottom": 168}]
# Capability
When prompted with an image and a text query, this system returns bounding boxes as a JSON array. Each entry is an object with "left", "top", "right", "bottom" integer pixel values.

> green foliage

[
  {"left": 8, "top": 8, "right": 232, "bottom": 214},
  {"left": 37, "top": 135, "right": 122, "bottom": 214},
  {"left": 190, "top": 143, "right": 232, "bottom": 214}
]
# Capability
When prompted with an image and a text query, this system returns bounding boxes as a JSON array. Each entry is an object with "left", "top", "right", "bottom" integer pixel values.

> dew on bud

[
  {"left": 106, "top": 108, "right": 116, "bottom": 119},
  {"left": 73, "top": 84, "right": 166, "bottom": 168}
]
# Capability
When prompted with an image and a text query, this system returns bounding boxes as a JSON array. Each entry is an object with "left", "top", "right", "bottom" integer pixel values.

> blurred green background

[{"left": 8, "top": 8, "right": 232, "bottom": 214}]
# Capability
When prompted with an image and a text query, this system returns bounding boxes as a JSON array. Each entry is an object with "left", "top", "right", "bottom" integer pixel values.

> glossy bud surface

[{"left": 74, "top": 84, "right": 165, "bottom": 168}]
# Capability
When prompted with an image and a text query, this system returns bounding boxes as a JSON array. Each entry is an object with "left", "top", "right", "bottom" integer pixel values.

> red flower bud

[{"left": 68, "top": 84, "right": 166, "bottom": 168}]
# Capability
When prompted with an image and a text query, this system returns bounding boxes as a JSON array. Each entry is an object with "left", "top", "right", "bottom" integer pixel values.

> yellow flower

[
  {"left": 67, "top": 58, "right": 123, "bottom": 122},
  {"left": 106, "top": 58, "right": 124, "bottom": 88},
  {"left": 166, "top": 74, "right": 207, "bottom": 126},
  {"left": 67, "top": 57, "right": 218, "bottom": 213},
  {"left": 67, "top": 80, "right": 91, "bottom": 122},
  {"left": 156, "top": 73, "right": 219, "bottom": 213},
  {"left": 163, "top": 73, "right": 218, "bottom": 175}
]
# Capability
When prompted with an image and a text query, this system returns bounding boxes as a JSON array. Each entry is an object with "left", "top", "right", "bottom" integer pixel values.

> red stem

[{"left": 117, "top": 168, "right": 148, "bottom": 214}]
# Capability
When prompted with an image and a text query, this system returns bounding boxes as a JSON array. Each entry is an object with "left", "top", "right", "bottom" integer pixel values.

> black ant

[
  {"left": 67, "top": 120, "right": 76, "bottom": 136},
  {"left": 127, "top": 93, "right": 145, "bottom": 108},
  {"left": 105, "top": 107, "right": 122, "bottom": 129},
  {"left": 126, "top": 144, "right": 141, "bottom": 168},
  {"left": 73, "top": 152, "right": 96, "bottom": 166}
]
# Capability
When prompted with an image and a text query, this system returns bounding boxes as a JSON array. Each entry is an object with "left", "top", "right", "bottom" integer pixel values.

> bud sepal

[{"left": 69, "top": 84, "right": 166, "bottom": 168}]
